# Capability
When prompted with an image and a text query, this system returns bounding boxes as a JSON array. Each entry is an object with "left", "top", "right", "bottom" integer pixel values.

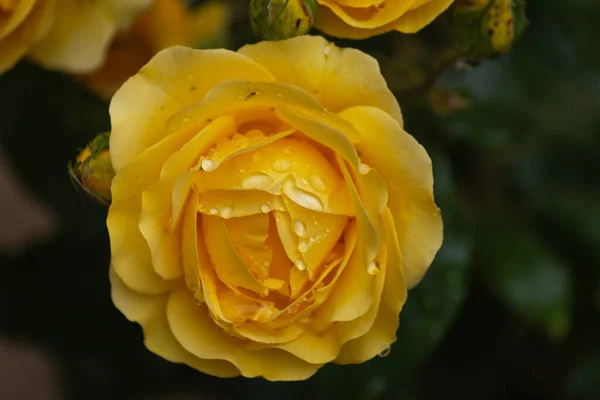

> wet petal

[
  {"left": 203, "top": 214, "right": 268, "bottom": 296},
  {"left": 335, "top": 207, "right": 408, "bottom": 364},
  {"left": 109, "top": 47, "right": 275, "bottom": 171},
  {"left": 339, "top": 106, "right": 443, "bottom": 288}
]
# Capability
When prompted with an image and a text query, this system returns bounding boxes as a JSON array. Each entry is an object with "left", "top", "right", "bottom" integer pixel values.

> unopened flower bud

[
  {"left": 451, "top": 0, "right": 527, "bottom": 60},
  {"left": 249, "top": 0, "right": 317, "bottom": 40},
  {"left": 68, "top": 132, "right": 114, "bottom": 206}
]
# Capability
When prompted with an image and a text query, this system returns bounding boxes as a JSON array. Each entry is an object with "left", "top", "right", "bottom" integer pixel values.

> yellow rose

[
  {"left": 107, "top": 36, "right": 443, "bottom": 381},
  {"left": 316, "top": 0, "right": 456, "bottom": 39},
  {"left": 0, "top": 0, "right": 151, "bottom": 75},
  {"left": 76, "top": 0, "right": 231, "bottom": 99}
]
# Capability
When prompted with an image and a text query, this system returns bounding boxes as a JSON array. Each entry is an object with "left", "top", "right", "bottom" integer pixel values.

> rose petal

[
  {"left": 335, "top": 207, "right": 408, "bottom": 363},
  {"left": 29, "top": 0, "right": 152, "bottom": 72},
  {"left": 109, "top": 47, "right": 275, "bottom": 171},
  {"left": 339, "top": 105, "right": 443, "bottom": 288},
  {"left": 238, "top": 36, "right": 402, "bottom": 124},
  {"left": 109, "top": 267, "right": 240, "bottom": 377},
  {"left": 167, "top": 290, "right": 322, "bottom": 381}
]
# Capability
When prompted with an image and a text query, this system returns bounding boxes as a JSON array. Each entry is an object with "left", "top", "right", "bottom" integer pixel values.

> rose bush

[
  {"left": 107, "top": 35, "right": 443, "bottom": 381},
  {"left": 315, "top": 0, "right": 455, "bottom": 39},
  {"left": 0, "top": 0, "right": 150, "bottom": 75}
]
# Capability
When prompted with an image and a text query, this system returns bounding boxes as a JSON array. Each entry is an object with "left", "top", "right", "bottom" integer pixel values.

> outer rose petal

[
  {"left": 339, "top": 106, "right": 443, "bottom": 288},
  {"left": 315, "top": 0, "right": 454, "bottom": 38},
  {"left": 108, "top": 128, "right": 199, "bottom": 294},
  {"left": 109, "top": 267, "right": 240, "bottom": 377},
  {"left": 336, "top": 208, "right": 407, "bottom": 363},
  {"left": 109, "top": 46, "right": 275, "bottom": 171},
  {"left": 238, "top": 35, "right": 402, "bottom": 125},
  {"left": 167, "top": 290, "right": 322, "bottom": 381},
  {"left": 28, "top": 0, "right": 152, "bottom": 72},
  {"left": 319, "top": 0, "right": 416, "bottom": 29},
  {"left": 392, "top": 0, "right": 454, "bottom": 33},
  {"left": 0, "top": 0, "right": 54, "bottom": 75}
]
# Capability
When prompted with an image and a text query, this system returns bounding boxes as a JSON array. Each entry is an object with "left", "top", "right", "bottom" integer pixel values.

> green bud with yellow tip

[
  {"left": 249, "top": 0, "right": 317, "bottom": 41},
  {"left": 451, "top": 0, "right": 527, "bottom": 61},
  {"left": 68, "top": 131, "right": 114, "bottom": 206}
]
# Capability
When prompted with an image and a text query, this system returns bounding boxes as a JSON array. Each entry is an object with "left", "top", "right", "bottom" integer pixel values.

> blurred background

[{"left": 0, "top": 0, "right": 598, "bottom": 399}]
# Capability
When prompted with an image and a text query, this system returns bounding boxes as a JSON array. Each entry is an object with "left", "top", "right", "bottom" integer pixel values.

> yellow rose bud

[
  {"left": 314, "top": 0, "right": 456, "bottom": 39},
  {"left": 0, "top": 0, "right": 151, "bottom": 75},
  {"left": 69, "top": 132, "right": 114, "bottom": 205},
  {"left": 107, "top": 36, "right": 443, "bottom": 381}
]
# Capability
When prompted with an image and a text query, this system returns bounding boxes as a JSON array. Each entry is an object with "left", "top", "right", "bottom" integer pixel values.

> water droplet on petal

[
  {"left": 295, "top": 259, "right": 306, "bottom": 271},
  {"left": 201, "top": 158, "right": 216, "bottom": 172},
  {"left": 284, "top": 180, "right": 324, "bottom": 211},
  {"left": 260, "top": 204, "right": 271, "bottom": 213},
  {"left": 309, "top": 174, "right": 326, "bottom": 192},
  {"left": 358, "top": 163, "right": 370, "bottom": 175},
  {"left": 220, "top": 207, "right": 233, "bottom": 219},
  {"left": 298, "top": 240, "right": 309, "bottom": 253},
  {"left": 273, "top": 159, "right": 291, "bottom": 172},
  {"left": 242, "top": 173, "right": 274, "bottom": 190},
  {"left": 324, "top": 45, "right": 331, "bottom": 56},
  {"left": 293, "top": 219, "right": 307, "bottom": 237},
  {"left": 378, "top": 347, "right": 391, "bottom": 357},
  {"left": 313, "top": 220, "right": 319, "bottom": 226},
  {"left": 300, "top": 178, "right": 308, "bottom": 185},
  {"left": 367, "top": 261, "right": 380, "bottom": 276},
  {"left": 209, "top": 208, "right": 219, "bottom": 215},
  {"left": 283, "top": 147, "right": 293, "bottom": 155}
]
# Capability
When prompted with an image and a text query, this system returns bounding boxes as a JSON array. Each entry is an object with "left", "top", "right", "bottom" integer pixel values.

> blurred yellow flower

[
  {"left": 77, "top": 0, "right": 231, "bottom": 99},
  {"left": 0, "top": 0, "right": 151, "bottom": 75},
  {"left": 107, "top": 36, "right": 443, "bottom": 381},
  {"left": 316, "top": 0, "right": 455, "bottom": 39}
]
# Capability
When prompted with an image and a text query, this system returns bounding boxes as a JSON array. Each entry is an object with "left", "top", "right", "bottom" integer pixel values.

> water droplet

[
  {"left": 283, "top": 147, "right": 293, "bottom": 155},
  {"left": 358, "top": 163, "right": 370, "bottom": 175},
  {"left": 252, "top": 152, "right": 262, "bottom": 162},
  {"left": 276, "top": 92, "right": 284, "bottom": 98},
  {"left": 300, "top": 178, "right": 309, "bottom": 186},
  {"left": 309, "top": 174, "right": 326, "bottom": 192},
  {"left": 367, "top": 261, "right": 380, "bottom": 276},
  {"left": 220, "top": 207, "right": 233, "bottom": 219},
  {"left": 260, "top": 204, "right": 271, "bottom": 213},
  {"left": 293, "top": 219, "right": 307, "bottom": 237},
  {"left": 242, "top": 173, "right": 274, "bottom": 190},
  {"left": 325, "top": 227, "right": 331, "bottom": 234},
  {"left": 209, "top": 208, "right": 219, "bottom": 215},
  {"left": 378, "top": 347, "right": 391, "bottom": 357},
  {"left": 284, "top": 180, "right": 324, "bottom": 211},
  {"left": 182, "top": 117, "right": 191, "bottom": 122},
  {"left": 239, "top": 168, "right": 246, "bottom": 173},
  {"left": 272, "top": 159, "right": 291, "bottom": 173},
  {"left": 295, "top": 259, "right": 306, "bottom": 271},
  {"left": 201, "top": 158, "right": 216, "bottom": 172},
  {"left": 298, "top": 240, "right": 309, "bottom": 253},
  {"left": 324, "top": 45, "right": 331, "bottom": 56},
  {"left": 313, "top": 220, "right": 319, "bottom": 226}
]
